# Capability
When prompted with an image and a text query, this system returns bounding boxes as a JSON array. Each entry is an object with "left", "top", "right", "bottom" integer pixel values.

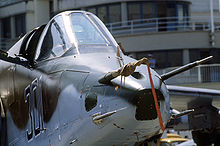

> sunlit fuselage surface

[{"left": 1, "top": 11, "right": 171, "bottom": 146}]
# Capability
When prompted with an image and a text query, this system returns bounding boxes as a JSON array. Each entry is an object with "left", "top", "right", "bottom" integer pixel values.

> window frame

[{"left": 34, "top": 14, "right": 72, "bottom": 62}]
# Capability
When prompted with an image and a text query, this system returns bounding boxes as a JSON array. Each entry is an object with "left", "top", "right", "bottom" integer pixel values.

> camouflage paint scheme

[{"left": 0, "top": 11, "right": 220, "bottom": 146}]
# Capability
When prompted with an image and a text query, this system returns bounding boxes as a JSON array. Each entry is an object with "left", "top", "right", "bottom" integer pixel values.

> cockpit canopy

[
  {"left": 35, "top": 11, "right": 118, "bottom": 61},
  {"left": 9, "top": 11, "right": 118, "bottom": 63}
]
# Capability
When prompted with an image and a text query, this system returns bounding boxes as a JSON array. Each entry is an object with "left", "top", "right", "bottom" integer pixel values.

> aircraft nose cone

[{"left": 109, "top": 68, "right": 169, "bottom": 121}]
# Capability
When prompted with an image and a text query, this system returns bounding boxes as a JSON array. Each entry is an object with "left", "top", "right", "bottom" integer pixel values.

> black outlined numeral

[{"left": 25, "top": 78, "right": 44, "bottom": 141}]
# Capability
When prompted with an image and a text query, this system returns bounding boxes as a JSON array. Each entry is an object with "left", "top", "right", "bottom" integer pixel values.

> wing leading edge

[{"left": 167, "top": 85, "right": 220, "bottom": 110}]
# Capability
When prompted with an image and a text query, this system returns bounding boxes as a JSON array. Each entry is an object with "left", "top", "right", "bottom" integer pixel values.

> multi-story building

[{"left": 1, "top": 0, "right": 220, "bottom": 85}]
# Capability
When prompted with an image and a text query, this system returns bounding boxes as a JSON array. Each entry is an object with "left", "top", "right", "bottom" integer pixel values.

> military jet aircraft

[{"left": 0, "top": 11, "right": 220, "bottom": 146}]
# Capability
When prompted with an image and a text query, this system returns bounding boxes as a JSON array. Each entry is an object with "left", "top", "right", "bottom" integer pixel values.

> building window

[
  {"left": 86, "top": 3, "right": 121, "bottom": 24},
  {"left": 189, "top": 49, "right": 200, "bottom": 62},
  {"left": 87, "top": 7, "right": 96, "bottom": 15},
  {"left": 167, "top": 3, "right": 177, "bottom": 18},
  {"left": 97, "top": 6, "right": 107, "bottom": 23},
  {"left": 126, "top": 1, "right": 189, "bottom": 31},
  {"left": 128, "top": 2, "right": 141, "bottom": 20},
  {"left": 142, "top": 2, "right": 155, "bottom": 19},
  {"left": 136, "top": 50, "right": 183, "bottom": 69},
  {"left": 15, "top": 14, "right": 26, "bottom": 37},
  {"left": 183, "top": 3, "right": 189, "bottom": 17},
  {"left": 136, "top": 51, "right": 167, "bottom": 69},
  {"left": 166, "top": 2, "right": 177, "bottom": 30},
  {"left": 1, "top": 17, "right": 11, "bottom": 38},
  {"left": 177, "top": 4, "right": 184, "bottom": 22},
  {"left": 153, "top": 51, "right": 167, "bottom": 69},
  {"left": 210, "top": 49, "right": 220, "bottom": 64},
  {"left": 109, "top": 4, "right": 121, "bottom": 23},
  {"left": 190, "top": 49, "right": 220, "bottom": 64},
  {"left": 167, "top": 50, "right": 182, "bottom": 67},
  {"left": 128, "top": 2, "right": 157, "bottom": 20}
]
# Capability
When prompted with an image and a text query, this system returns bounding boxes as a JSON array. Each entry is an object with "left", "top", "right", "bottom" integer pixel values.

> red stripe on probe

[{"left": 147, "top": 64, "right": 165, "bottom": 131}]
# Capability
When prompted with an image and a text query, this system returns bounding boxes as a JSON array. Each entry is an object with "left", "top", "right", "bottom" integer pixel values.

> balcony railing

[
  {"left": 156, "top": 64, "right": 220, "bottom": 85},
  {"left": 1, "top": 16, "right": 220, "bottom": 50},
  {"left": 106, "top": 16, "right": 220, "bottom": 35}
]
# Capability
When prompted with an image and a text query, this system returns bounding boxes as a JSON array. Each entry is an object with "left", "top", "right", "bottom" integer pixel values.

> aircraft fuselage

[{"left": 0, "top": 52, "right": 170, "bottom": 146}]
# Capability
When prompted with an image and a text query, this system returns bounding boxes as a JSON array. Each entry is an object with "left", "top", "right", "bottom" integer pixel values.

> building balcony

[
  {"left": 106, "top": 16, "right": 220, "bottom": 36},
  {"left": 112, "top": 16, "right": 220, "bottom": 69}
]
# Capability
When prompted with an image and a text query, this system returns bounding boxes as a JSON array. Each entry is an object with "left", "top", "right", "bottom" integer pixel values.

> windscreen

[
  {"left": 70, "top": 13, "right": 116, "bottom": 54},
  {"left": 71, "top": 13, "right": 107, "bottom": 45},
  {"left": 35, "top": 12, "right": 117, "bottom": 62}
]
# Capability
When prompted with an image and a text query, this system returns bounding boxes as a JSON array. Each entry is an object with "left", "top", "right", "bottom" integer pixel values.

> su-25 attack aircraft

[{"left": 0, "top": 11, "right": 220, "bottom": 146}]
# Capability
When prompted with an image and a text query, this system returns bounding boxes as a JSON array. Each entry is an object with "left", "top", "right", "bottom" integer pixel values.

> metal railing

[
  {"left": 0, "top": 38, "right": 17, "bottom": 51},
  {"left": 156, "top": 64, "right": 220, "bottom": 85},
  {"left": 106, "top": 16, "right": 220, "bottom": 35}
]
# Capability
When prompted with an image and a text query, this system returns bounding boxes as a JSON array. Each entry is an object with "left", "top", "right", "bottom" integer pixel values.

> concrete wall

[
  {"left": 26, "top": 1, "right": 34, "bottom": 32},
  {"left": 33, "top": 0, "right": 50, "bottom": 27},
  {"left": 57, "top": 0, "right": 191, "bottom": 11},
  {"left": 58, "top": 0, "right": 127, "bottom": 11},
  {"left": 0, "top": 0, "right": 50, "bottom": 35},
  {"left": 189, "top": 0, "right": 219, "bottom": 13},
  {"left": 115, "top": 31, "right": 217, "bottom": 52},
  {"left": 0, "top": 1, "right": 26, "bottom": 18},
  {"left": 189, "top": 0, "right": 220, "bottom": 18}
]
